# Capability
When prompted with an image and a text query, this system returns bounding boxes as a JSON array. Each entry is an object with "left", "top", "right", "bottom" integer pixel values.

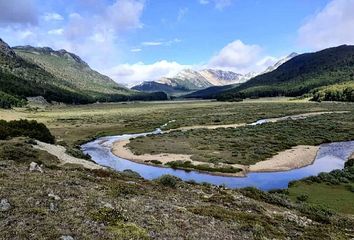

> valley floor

[{"left": 1, "top": 98, "right": 354, "bottom": 239}]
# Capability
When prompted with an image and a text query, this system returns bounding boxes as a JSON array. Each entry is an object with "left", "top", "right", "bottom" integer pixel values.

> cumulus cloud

[
  {"left": 298, "top": 0, "right": 354, "bottom": 49},
  {"left": 105, "top": 40, "right": 279, "bottom": 85},
  {"left": 0, "top": 0, "right": 38, "bottom": 25},
  {"left": 104, "top": 60, "right": 191, "bottom": 86},
  {"left": 208, "top": 40, "right": 267, "bottom": 73}
]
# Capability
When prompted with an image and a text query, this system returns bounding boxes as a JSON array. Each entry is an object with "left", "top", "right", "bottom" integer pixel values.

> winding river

[{"left": 82, "top": 114, "right": 354, "bottom": 191}]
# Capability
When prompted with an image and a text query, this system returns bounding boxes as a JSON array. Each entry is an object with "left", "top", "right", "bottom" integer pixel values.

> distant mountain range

[
  {"left": 132, "top": 54, "right": 297, "bottom": 95},
  {"left": 132, "top": 69, "right": 253, "bottom": 95},
  {"left": 0, "top": 38, "right": 167, "bottom": 108}
]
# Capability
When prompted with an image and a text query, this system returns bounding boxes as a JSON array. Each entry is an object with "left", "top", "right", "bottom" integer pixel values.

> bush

[
  {"left": 296, "top": 194, "right": 309, "bottom": 202},
  {"left": 150, "top": 160, "right": 162, "bottom": 164},
  {"left": 157, "top": 174, "right": 180, "bottom": 188},
  {"left": 0, "top": 119, "right": 55, "bottom": 143}
]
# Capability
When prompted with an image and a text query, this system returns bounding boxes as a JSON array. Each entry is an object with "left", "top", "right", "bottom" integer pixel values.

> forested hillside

[{"left": 216, "top": 45, "right": 354, "bottom": 101}]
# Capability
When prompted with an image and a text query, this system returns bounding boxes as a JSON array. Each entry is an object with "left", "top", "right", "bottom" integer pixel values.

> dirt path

[{"left": 33, "top": 141, "right": 104, "bottom": 170}]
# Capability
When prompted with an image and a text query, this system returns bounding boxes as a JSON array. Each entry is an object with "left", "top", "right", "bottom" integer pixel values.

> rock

[
  {"left": 101, "top": 202, "right": 114, "bottom": 209},
  {"left": 49, "top": 202, "right": 58, "bottom": 211},
  {"left": 283, "top": 211, "right": 312, "bottom": 227},
  {"left": 48, "top": 193, "right": 61, "bottom": 201},
  {"left": 29, "top": 162, "right": 43, "bottom": 173},
  {"left": 60, "top": 236, "right": 74, "bottom": 240},
  {"left": 0, "top": 199, "right": 11, "bottom": 212}
]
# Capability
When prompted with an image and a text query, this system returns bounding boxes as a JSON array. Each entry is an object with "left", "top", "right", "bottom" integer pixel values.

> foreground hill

[
  {"left": 0, "top": 38, "right": 167, "bottom": 108},
  {"left": 217, "top": 45, "right": 354, "bottom": 100}
]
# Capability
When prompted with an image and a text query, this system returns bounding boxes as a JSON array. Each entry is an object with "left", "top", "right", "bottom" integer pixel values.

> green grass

[{"left": 288, "top": 182, "right": 354, "bottom": 214}]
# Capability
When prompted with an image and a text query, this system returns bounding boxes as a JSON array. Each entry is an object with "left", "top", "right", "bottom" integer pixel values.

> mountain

[
  {"left": 216, "top": 45, "right": 354, "bottom": 101},
  {"left": 14, "top": 46, "right": 130, "bottom": 97},
  {"left": 132, "top": 68, "right": 248, "bottom": 95},
  {"left": 0, "top": 38, "right": 167, "bottom": 108},
  {"left": 262, "top": 52, "right": 298, "bottom": 74}
]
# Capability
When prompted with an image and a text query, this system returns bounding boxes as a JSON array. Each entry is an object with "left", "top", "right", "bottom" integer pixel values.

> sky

[{"left": 0, "top": 0, "right": 353, "bottom": 86}]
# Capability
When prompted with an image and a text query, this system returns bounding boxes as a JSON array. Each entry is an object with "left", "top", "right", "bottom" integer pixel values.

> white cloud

[
  {"left": 298, "top": 0, "right": 354, "bottom": 49},
  {"left": 142, "top": 41, "right": 163, "bottom": 46},
  {"left": 177, "top": 8, "right": 188, "bottom": 21},
  {"left": 106, "top": 0, "right": 144, "bottom": 31},
  {"left": 198, "top": 0, "right": 233, "bottom": 10},
  {"left": 104, "top": 60, "right": 191, "bottom": 86},
  {"left": 0, "top": 0, "right": 38, "bottom": 25},
  {"left": 199, "top": 0, "right": 209, "bottom": 5},
  {"left": 141, "top": 38, "right": 181, "bottom": 47},
  {"left": 214, "top": 0, "right": 233, "bottom": 10},
  {"left": 104, "top": 39, "right": 280, "bottom": 85},
  {"left": 43, "top": 12, "right": 64, "bottom": 21},
  {"left": 131, "top": 48, "right": 142, "bottom": 52},
  {"left": 48, "top": 28, "right": 64, "bottom": 35},
  {"left": 208, "top": 40, "right": 264, "bottom": 73}
]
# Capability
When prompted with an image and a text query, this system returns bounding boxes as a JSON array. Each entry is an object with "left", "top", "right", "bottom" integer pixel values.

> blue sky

[{"left": 0, "top": 0, "right": 353, "bottom": 85}]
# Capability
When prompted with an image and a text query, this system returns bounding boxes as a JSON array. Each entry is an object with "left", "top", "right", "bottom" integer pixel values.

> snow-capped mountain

[
  {"left": 262, "top": 52, "right": 298, "bottom": 74},
  {"left": 132, "top": 68, "right": 249, "bottom": 94},
  {"left": 132, "top": 53, "right": 298, "bottom": 95}
]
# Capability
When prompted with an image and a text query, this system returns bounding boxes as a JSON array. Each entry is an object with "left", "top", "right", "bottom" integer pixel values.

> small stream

[{"left": 82, "top": 118, "right": 354, "bottom": 190}]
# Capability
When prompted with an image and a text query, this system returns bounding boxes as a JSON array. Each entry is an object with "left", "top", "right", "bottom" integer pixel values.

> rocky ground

[{"left": 1, "top": 138, "right": 354, "bottom": 239}]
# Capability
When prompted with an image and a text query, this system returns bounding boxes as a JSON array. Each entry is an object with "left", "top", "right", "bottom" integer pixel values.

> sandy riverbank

[
  {"left": 249, "top": 145, "right": 319, "bottom": 172},
  {"left": 34, "top": 141, "right": 104, "bottom": 170}
]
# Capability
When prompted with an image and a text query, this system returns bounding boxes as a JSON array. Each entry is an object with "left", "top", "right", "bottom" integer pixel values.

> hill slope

[
  {"left": 217, "top": 45, "right": 354, "bottom": 100},
  {"left": 14, "top": 46, "right": 130, "bottom": 97},
  {"left": 0, "top": 39, "right": 167, "bottom": 107}
]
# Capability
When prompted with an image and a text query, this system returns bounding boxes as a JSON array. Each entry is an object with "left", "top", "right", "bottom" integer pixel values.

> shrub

[
  {"left": 0, "top": 119, "right": 54, "bottom": 143},
  {"left": 150, "top": 160, "right": 162, "bottom": 164},
  {"left": 344, "top": 158, "right": 354, "bottom": 168},
  {"left": 157, "top": 174, "right": 180, "bottom": 188},
  {"left": 296, "top": 194, "right": 309, "bottom": 202}
]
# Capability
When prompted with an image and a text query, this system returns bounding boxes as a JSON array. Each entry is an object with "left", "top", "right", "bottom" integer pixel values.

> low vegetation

[
  {"left": 1, "top": 100, "right": 354, "bottom": 238},
  {"left": 166, "top": 160, "right": 242, "bottom": 174},
  {"left": 128, "top": 111, "right": 354, "bottom": 165},
  {"left": 312, "top": 82, "right": 354, "bottom": 102},
  {"left": 288, "top": 157, "right": 354, "bottom": 214},
  {"left": 1, "top": 138, "right": 353, "bottom": 239}
]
